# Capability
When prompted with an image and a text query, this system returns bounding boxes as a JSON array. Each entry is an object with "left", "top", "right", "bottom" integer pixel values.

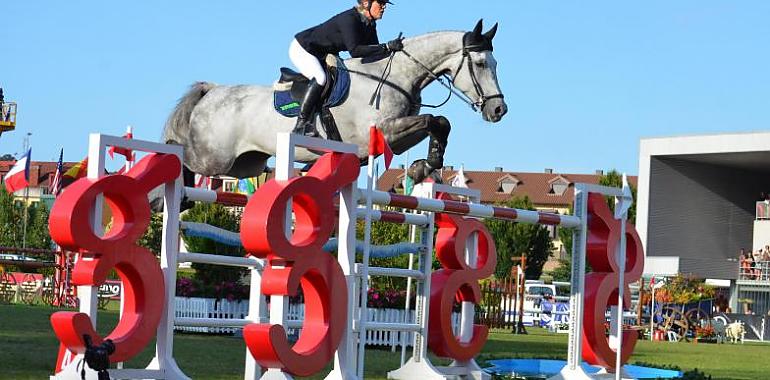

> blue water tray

[{"left": 485, "top": 359, "right": 682, "bottom": 379}]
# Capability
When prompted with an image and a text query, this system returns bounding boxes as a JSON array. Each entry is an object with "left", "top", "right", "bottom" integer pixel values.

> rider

[{"left": 289, "top": 0, "right": 404, "bottom": 137}]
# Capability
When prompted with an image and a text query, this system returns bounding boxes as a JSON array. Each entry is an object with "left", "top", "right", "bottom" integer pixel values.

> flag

[
  {"left": 451, "top": 165, "right": 468, "bottom": 188},
  {"left": 236, "top": 178, "right": 256, "bottom": 195},
  {"left": 108, "top": 131, "right": 134, "bottom": 161},
  {"left": 403, "top": 175, "right": 414, "bottom": 196},
  {"left": 63, "top": 157, "right": 88, "bottom": 179},
  {"left": 49, "top": 149, "right": 64, "bottom": 196},
  {"left": 195, "top": 174, "right": 210, "bottom": 189},
  {"left": 3, "top": 148, "right": 31, "bottom": 193},
  {"left": 368, "top": 126, "right": 393, "bottom": 170}
]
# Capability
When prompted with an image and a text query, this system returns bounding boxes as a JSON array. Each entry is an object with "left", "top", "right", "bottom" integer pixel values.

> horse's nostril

[{"left": 495, "top": 106, "right": 503, "bottom": 115}]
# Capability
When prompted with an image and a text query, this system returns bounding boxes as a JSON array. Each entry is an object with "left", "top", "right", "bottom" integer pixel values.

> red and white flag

[
  {"left": 3, "top": 148, "right": 31, "bottom": 193},
  {"left": 49, "top": 148, "right": 64, "bottom": 196},
  {"left": 195, "top": 174, "right": 210, "bottom": 189},
  {"left": 368, "top": 126, "right": 393, "bottom": 170},
  {"left": 108, "top": 131, "right": 135, "bottom": 161}
]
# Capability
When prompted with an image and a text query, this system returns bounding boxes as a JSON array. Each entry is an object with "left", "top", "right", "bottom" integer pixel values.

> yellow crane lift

[{"left": 0, "top": 101, "right": 16, "bottom": 136}]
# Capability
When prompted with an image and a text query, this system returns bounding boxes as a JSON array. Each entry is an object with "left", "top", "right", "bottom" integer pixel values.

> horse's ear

[
  {"left": 472, "top": 19, "right": 483, "bottom": 37},
  {"left": 483, "top": 23, "right": 498, "bottom": 40}
]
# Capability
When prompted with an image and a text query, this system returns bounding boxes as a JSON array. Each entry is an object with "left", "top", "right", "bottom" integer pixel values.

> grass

[{"left": 1, "top": 304, "right": 769, "bottom": 379}]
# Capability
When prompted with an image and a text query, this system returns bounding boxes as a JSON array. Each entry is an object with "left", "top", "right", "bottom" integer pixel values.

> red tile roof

[
  {"left": 376, "top": 168, "right": 638, "bottom": 207},
  {"left": 1, "top": 160, "right": 78, "bottom": 187}
]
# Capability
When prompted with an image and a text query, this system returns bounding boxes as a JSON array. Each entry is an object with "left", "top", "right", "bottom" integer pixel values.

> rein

[
  {"left": 367, "top": 34, "right": 504, "bottom": 112},
  {"left": 400, "top": 42, "right": 504, "bottom": 112}
]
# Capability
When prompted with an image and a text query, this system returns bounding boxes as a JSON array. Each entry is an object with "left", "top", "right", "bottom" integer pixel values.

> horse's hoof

[{"left": 408, "top": 159, "right": 435, "bottom": 184}]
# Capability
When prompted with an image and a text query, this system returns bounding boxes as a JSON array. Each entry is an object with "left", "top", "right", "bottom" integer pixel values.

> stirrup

[{"left": 303, "top": 123, "right": 320, "bottom": 138}]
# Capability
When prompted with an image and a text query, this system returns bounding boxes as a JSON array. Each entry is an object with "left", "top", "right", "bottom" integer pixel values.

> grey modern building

[{"left": 637, "top": 132, "right": 770, "bottom": 315}]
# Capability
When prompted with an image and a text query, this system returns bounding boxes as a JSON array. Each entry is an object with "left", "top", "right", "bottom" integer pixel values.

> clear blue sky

[{"left": 3, "top": 1, "right": 770, "bottom": 175}]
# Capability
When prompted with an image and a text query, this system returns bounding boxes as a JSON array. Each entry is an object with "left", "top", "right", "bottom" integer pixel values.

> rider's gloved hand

[{"left": 386, "top": 37, "right": 404, "bottom": 52}]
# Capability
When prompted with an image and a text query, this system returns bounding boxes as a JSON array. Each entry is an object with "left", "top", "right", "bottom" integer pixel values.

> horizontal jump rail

[
  {"left": 360, "top": 265, "right": 425, "bottom": 280},
  {"left": 358, "top": 322, "right": 422, "bottom": 333},
  {"left": 185, "top": 186, "right": 579, "bottom": 227},
  {"left": 184, "top": 187, "right": 430, "bottom": 226},
  {"left": 364, "top": 189, "right": 582, "bottom": 228},
  {"left": 177, "top": 252, "right": 263, "bottom": 269},
  {"left": 175, "top": 317, "right": 252, "bottom": 328}
]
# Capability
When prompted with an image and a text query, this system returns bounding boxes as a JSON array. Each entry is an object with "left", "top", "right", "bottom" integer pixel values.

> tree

[
  {"left": 0, "top": 188, "right": 53, "bottom": 249},
  {"left": 0, "top": 154, "right": 14, "bottom": 161},
  {"left": 599, "top": 169, "right": 637, "bottom": 223},
  {"left": 485, "top": 196, "right": 553, "bottom": 280},
  {"left": 24, "top": 202, "right": 53, "bottom": 249},
  {"left": 549, "top": 225, "right": 575, "bottom": 282},
  {"left": 0, "top": 187, "right": 19, "bottom": 247},
  {"left": 548, "top": 208, "right": 593, "bottom": 282},
  {"left": 138, "top": 213, "right": 164, "bottom": 255},
  {"left": 357, "top": 218, "right": 411, "bottom": 290},
  {"left": 181, "top": 203, "right": 245, "bottom": 287}
]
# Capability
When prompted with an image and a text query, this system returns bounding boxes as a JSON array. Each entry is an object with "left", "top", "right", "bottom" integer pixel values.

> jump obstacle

[{"left": 48, "top": 133, "right": 643, "bottom": 380}]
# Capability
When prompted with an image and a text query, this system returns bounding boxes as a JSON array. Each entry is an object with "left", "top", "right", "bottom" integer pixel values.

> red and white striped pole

[{"left": 363, "top": 189, "right": 582, "bottom": 228}]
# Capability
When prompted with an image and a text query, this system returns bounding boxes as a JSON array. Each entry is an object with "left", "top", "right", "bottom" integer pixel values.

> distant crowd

[{"left": 739, "top": 247, "right": 770, "bottom": 281}]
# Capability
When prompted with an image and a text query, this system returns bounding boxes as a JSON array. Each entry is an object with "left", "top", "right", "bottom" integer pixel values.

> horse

[{"left": 162, "top": 19, "right": 508, "bottom": 190}]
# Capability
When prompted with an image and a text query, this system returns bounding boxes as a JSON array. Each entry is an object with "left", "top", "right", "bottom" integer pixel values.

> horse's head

[{"left": 451, "top": 20, "right": 508, "bottom": 123}]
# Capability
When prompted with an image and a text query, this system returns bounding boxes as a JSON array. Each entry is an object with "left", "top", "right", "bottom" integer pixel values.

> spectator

[
  {"left": 739, "top": 249, "right": 747, "bottom": 279},
  {"left": 745, "top": 254, "right": 757, "bottom": 280}
]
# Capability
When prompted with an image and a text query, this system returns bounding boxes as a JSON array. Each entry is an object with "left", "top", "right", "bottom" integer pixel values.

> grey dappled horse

[{"left": 163, "top": 20, "right": 507, "bottom": 189}]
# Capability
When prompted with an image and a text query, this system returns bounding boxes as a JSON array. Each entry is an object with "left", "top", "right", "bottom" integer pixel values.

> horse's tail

[{"left": 163, "top": 81, "right": 216, "bottom": 145}]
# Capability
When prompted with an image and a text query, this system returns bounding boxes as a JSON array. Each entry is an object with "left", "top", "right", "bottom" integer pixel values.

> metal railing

[
  {"left": 739, "top": 260, "right": 770, "bottom": 281},
  {"left": 0, "top": 102, "right": 16, "bottom": 125}
]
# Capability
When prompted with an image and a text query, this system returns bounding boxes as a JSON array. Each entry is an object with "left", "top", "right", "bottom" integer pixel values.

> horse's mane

[{"left": 404, "top": 30, "right": 464, "bottom": 43}]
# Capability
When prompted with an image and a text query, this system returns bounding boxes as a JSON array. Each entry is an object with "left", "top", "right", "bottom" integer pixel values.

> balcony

[{"left": 738, "top": 259, "right": 770, "bottom": 284}]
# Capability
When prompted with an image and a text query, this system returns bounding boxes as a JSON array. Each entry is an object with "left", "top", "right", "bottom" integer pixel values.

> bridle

[{"left": 398, "top": 33, "right": 505, "bottom": 112}]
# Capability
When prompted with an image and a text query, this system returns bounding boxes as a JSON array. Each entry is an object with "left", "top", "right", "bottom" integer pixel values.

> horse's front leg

[{"left": 379, "top": 114, "right": 451, "bottom": 184}]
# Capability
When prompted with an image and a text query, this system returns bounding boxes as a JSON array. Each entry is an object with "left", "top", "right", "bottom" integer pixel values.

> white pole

[
  {"left": 614, "top": 174, "right": 632, "bottom": 379},
  {"left": 401, "top": 223, "right": 417, "bottom": 365},
  {"left": 615, "top": 219, "right": 626, "bottom": 380},
  {"left": 116, "top": 124, "right": 133, "bottom": 371},
  {"left": 650, "top": 278, "right": 655, "bottom": 341},
  {"left": 356, "top": 152, "right": 376, "bottom": 378}
]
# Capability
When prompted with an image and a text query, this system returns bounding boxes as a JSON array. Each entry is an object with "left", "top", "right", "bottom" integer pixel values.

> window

[
  {"left": 496, "top": 174, "right": 520, "bottom": 194},
  {"left": 223, "top": 180, "right": 237, "bottom": 193},
  {"left": 548, "top": 176, "right": 571, "bottom": 196}
]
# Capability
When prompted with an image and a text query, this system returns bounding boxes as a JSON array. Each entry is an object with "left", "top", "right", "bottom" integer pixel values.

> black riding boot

[{"left": 292, "top": 79, "right": 324, "bottom": 138}]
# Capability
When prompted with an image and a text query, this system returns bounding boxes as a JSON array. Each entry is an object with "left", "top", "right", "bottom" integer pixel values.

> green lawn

[{"left": 1, "top": 304, "right": 768, "bottom": 379}]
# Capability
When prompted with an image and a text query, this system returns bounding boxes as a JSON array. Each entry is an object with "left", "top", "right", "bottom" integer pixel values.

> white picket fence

[{"left": 174, "top": 297, "right": 460, "bottom": 349}]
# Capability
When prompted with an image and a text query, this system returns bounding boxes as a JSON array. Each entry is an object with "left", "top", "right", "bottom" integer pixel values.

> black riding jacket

[{"left": 295, "top": 7, "right": 388, "bottom": 59}]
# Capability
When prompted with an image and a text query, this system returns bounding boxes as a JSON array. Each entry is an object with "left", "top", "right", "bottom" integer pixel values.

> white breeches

[{"left": 289, "top": 38, "right": 327, "bottom": 85}]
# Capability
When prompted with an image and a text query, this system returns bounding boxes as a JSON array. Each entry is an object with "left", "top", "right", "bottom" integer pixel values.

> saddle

[{"left": 273, "top": 55, "right": 351, "bottom": 141}]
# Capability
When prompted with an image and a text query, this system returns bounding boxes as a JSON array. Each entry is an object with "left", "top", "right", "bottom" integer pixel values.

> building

[
  {"left": 637, "top": 131, "right": 770, "bottom": 315},
  {"left": 376, "top": 166, "right": 638, "bottom": 271},
  {"left": 0, "top": 160, "right": 78, "bottom": 209}
]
